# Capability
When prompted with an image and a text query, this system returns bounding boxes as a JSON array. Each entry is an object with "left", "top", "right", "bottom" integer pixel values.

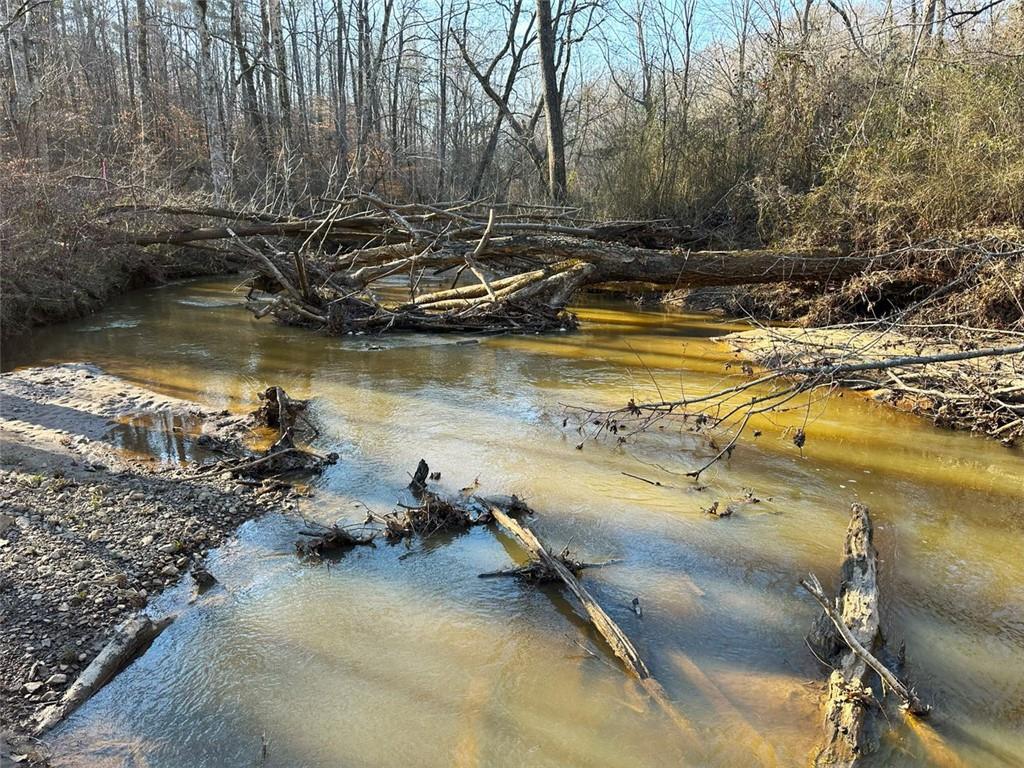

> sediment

[{"left": 0, "top": 364, "right": 299, "bottom": 761}]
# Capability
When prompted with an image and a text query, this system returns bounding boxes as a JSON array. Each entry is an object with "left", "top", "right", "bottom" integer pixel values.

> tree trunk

[
  {"left": 231, "top": 0, "right": 267, "bottom": 152},
  {"left": 192, "top": 0, "right": 229, "bottom": 201},
  {"left": 335, "top": 0, "right": 349, "bottom": 168},
  {"left": 135, "top": 0, "right": 151, "bottom": 123},
  {"left": 536, "top": 0, "right": 567, "bottom": 201},
  {"left": 268, "top": 0, "right": 291, "bottom": 150}
]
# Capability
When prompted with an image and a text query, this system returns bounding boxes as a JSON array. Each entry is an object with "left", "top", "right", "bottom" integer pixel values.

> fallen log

[
  {"left": 802, "top": 572, "right": 930, "bottom": 717},
  {"left": 103, "top": 200, "right": 876, "bottom": 335},
  {"left": 34, "top": 613, "right": 175, "bottom": 734},
  {"left": 295, "top": 521, "right": 375, "bottom": 557},
  {"left": 485, "top": 503, "right": 700, "bottom": 746}
]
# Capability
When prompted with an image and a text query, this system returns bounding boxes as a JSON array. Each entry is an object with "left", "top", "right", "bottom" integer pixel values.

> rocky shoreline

[{"left": 0, "top": 364, "right": 298, "bottom": 763}]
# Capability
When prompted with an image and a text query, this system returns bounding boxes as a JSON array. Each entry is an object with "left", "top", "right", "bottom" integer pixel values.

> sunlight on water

[{"left": 5, "top": 277, "right": 1022, "bottom": 767}]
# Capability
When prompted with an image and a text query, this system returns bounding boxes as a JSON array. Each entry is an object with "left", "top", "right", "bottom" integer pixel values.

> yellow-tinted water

[{"left": 4, "top": 278, "right": 1022, "bottom": 767}]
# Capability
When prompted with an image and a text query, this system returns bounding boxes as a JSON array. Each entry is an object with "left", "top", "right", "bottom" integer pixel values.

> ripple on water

[{"left": 24, "top": 276, "right": 1024, "bottom": 768}]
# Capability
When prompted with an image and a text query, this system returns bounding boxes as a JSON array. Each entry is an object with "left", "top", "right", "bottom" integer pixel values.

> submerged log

[
  {"left": 34, "top": 613, "right": 174, "bottom": 734},
  {"left": 486, "top": 503, "right": 699, "bottom": 746},
  {"left": 296, "top": 522, "right": 375, "bottom": 557}
]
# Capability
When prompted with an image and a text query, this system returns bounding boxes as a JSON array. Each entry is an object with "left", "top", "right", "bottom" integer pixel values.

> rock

[
  {"left": 0, "top": 514, "right": 14, "bottom": 534},
  {"left": 44, "top": 673, "right": 68, "bottom": 686},
  {"left": 23, "top": 681, "right": 44, "bottom": 694},
  {"left": 140, "top": 534, "right": 155, "bottom": 546},
  {"left": 191, "top": 566, "right": 217, "bottom": 590},
  {"left": 160, "top": 564, "right": 179, "bottom": 578},
  {"left": 156, "top": 542, "right": 179, "bottom": 554},
  {"left": 71, "top": 559, "right": 90, "bottom": 572},
  {"left": 129, "top": 491, "right": 145, "bottom": 501}
]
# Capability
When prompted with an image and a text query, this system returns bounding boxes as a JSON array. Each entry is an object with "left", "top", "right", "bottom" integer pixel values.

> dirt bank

[
  {"left": 0, "top": 364, "right": 299, "bottom": 761},
  {"left": 0, "top": 245, "right": 245, "bottom": 344},
  {"left": 0, "top": 168, "right": 247, "bottom": 343},
  {"left": 723, "top": 326, "right": 1024, "bottom": 446}
]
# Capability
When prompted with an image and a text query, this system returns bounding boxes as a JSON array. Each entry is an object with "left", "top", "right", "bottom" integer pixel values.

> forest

[{"left": 1, "top": 0, "right": 1023, "bottom": 766}]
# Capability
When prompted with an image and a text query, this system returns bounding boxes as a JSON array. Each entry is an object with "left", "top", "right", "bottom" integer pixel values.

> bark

[
  {"left": 231, "top": 0, "right": 267, "bottom": 150},
  {"left": 805, "top": 504, "right": 882, "bottom": 767},
  {"left": 33, "top": 613, "right": 174, "bottom": 735},
  {"left": 536, "top": 0, "right": 567, "bottom": 200},
  {"left": 192, "top": 0, "right": 228, "bottom": 201}
]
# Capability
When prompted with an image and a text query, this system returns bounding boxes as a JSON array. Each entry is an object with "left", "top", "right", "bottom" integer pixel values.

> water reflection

[
  {"left": 3, "top": 277, "right": 1021, "bottom": 768},
  {"left": 104, "top": 411, "right": 211, "bottom": 464}
]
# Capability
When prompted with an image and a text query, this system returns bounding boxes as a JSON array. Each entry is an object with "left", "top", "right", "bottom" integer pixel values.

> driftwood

[
  {"left": 802, "top": 572, "right": 930, "bottom": 717},
  {"left": 34, "top": 613, "right": 175, "bottom": 734},
  {"left": 477, "top": 555, "right": 620, "bottom": 582},
  {"left": 485, "top": 503, "right": 699, "bottom": 746},
  {"left": 801, "top": 504, "right": 929, "bottom": 768},
  {"left": 196, "top": 386, "right": 336, "bottom": 480},
  {"left": 252, "top": 385, "right": 309, "bottom": 431},
  {"left": 295, "top": 521, "right": 375, "bottom": 557},
  {"left": 803, "top": 503, "right": 883, "bottom": 767}
]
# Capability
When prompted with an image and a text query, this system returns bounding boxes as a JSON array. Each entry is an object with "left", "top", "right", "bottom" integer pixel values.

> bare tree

[
  {"left": 191, "top": 0, "right": 229, "bottom": 199},
  {"left": 536, "top": 0, "right": 566, "bottom": 200}
]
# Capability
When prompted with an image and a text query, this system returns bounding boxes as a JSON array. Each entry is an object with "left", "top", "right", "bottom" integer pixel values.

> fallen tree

[
  {"left": 486, "top": 502, "right": 699, "bottom": 746},
  {"left": 100, "top": 199, "right": 868, "bottom": 335},
  {"left": 568, "top": 339, "right": 1024, "bottom": 479}
]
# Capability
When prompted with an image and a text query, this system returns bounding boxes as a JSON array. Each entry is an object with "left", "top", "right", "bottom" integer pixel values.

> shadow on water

[{"left": 5, "top": 276, "right": 1020, "bottom": 768}]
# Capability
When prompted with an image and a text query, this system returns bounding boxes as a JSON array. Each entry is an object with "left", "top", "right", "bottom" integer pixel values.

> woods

[
  {"left": 3, "top": 0, "right": 1021, "bottom": 225},
  {"left": 1, "top": 1, "right": 1023, "bottom": 764},
  {"left": 3, "top": 0, "right": 1022, "bottom": 344}
]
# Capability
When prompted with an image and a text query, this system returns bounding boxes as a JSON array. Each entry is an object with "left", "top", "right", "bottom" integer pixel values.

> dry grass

[{"left": 0, "top": 161, "right": 242, "bottom": 342}]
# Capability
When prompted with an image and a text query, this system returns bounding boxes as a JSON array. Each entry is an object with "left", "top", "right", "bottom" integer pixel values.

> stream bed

[{"left": 4, "top": 277, "right": 1023, "bottom": 767}]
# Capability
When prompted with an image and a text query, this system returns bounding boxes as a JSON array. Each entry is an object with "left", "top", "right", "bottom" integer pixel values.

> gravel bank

[{"left": 0, "top": 364, "right": 298, "bottom": 761}]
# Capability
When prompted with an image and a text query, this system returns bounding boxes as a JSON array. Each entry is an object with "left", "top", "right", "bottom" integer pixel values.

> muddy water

[{"left": 4, "top": 278, "right": 1023, "bottom": 767}]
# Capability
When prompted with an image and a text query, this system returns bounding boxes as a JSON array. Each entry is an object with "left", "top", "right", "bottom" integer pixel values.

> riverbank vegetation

[{"left": 3, "top": 0, "right": 1022, "bottom": 329}]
